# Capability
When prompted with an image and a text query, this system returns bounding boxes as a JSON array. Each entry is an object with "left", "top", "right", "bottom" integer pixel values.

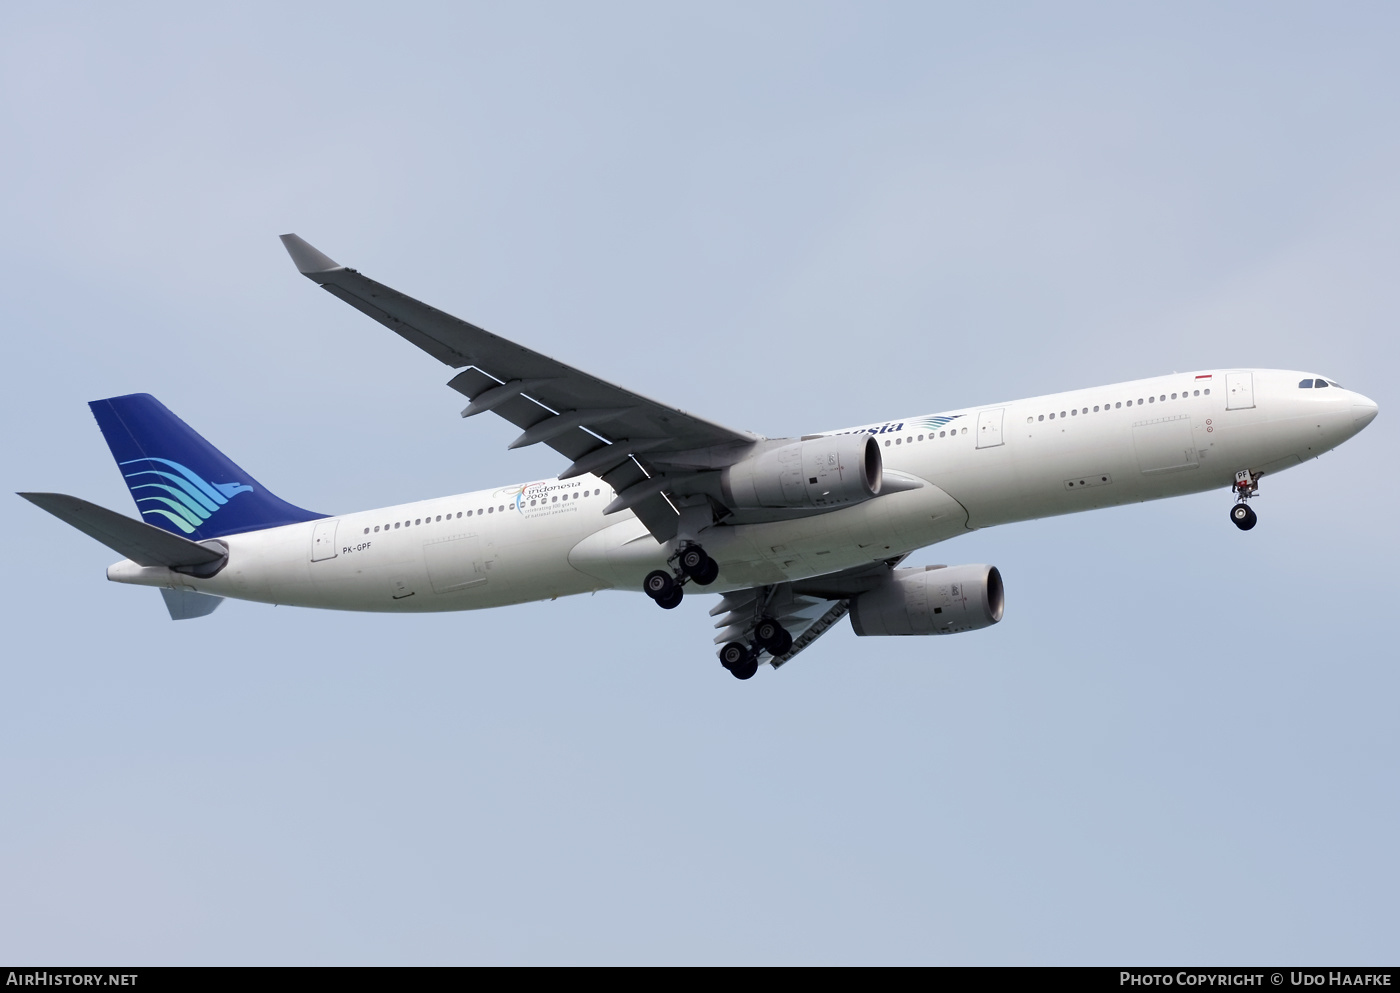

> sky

[{"left": 2, "top": 1, "right": 1397, "bottom": 965}]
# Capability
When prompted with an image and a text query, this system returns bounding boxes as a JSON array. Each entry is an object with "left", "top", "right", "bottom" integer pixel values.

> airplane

[{"left": 19, "top": 235, "right": 1380, "bottom": 680}]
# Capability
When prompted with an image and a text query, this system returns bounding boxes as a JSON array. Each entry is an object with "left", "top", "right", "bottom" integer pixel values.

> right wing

[{"left": 281, "top": 235, "right": 759, "bottom": 541}]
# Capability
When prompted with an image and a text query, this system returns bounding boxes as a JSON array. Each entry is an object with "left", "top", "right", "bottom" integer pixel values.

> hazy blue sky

[{"left": 2, "top": 2, "right": 1396, "bottom": 964}]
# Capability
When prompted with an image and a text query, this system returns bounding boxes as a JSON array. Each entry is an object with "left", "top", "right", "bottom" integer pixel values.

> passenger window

[
  {"left": 961, "top": 427, "right": 967, "bottom": 434},
  {"left": 457, "top": 512, "right": 462, "bottom": 518},
  {"left": 1203, "top": 389, "right": 1210, "bottom": 395},
  {"left": 394, "top": 522, "right": 400, "bottom": 529},
  {"left": 1193, "top": 390, "right": 1199, "bottom": 396},
  {"left": 920, "top": 433, "right": 926, "bottom": 440},
  {"left": 1315, "top": 379, "right": 1329, "bottom": 389},
  {"left": 1060, "top": 411, "right": 1066, "bottom": 418},
  {"left": 1171, "top": 393, "right": 1177, "bottom": 399},
  {"left": 1116, "top": 402, "right": 1121, "bottom": 408},
  {"left": 415, "top": 519, "right": 421, "bottom": 525},
  {"left": 895, "top": 437, "right": 901, "bottom": 444},
  {"left": 1037, "top": 415, "right": 1044, "bottom": 422},
  {"left": 363, "top": 527, "right": 369, "bottom": 534},
  {"left": 595, "top": 489, "right": 601, "bottom": 496},
  {"left": 1049, "top": 412, "right": 1055, "bottom": 420},
  {"left": 1071, "top": 409, "right": 1077, "bottom": 416},
  {"left": 940, "top": 430, "right": 946, "bottom": 437},
  {"left": 1093, "top": 406, "right": 1099, "bottom": 412},
  {"left": 436, "top": 515, "right": 442, "bottom": 522},
  {"left": 1160, "top": 395, "right": 1165, "bottom": 402}
]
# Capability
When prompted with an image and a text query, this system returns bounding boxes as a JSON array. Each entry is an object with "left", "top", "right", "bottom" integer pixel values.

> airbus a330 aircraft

[{"left": 21, "top": 236, "right": 1380, "bottom": 679}]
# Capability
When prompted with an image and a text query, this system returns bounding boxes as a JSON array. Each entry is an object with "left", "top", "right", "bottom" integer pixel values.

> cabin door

[
  {"left": 1226, "top": 373, "right": 1255, "bottom": 410},
  {"left": 975, "top": 408, "right": 1005, "bottom": 449},
  {"left": 310, "top": 518, "right": 339, "bottom": 562}
]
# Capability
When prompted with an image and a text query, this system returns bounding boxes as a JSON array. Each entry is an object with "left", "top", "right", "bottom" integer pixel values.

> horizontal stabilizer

[
  {"left": 18, "top": 492, "right": 227, "bottom": 568},
  {"left": 161, "top": 588, "right": 224, "bottom": 620}
]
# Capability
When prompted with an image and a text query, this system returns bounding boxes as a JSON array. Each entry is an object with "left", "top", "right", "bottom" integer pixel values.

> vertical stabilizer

[{"left": 89, "top": 394, "right": 324, "bottom": 539}]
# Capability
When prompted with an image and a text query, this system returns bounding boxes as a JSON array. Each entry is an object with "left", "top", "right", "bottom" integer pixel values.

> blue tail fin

[{"left": 89, "top": 393, "right": 325, "bottom": 539}]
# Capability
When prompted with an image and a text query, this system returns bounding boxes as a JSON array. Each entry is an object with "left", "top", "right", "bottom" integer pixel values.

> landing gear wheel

[
  {"left": 643, "top": 570, "right": 676, "bottom": 600},
  {"left": 1230, "top": 503, "right": 1257, "bottom": 531},
  {"left": 768, "top": 629, "right": 793, "bottom": 657},
  {"left": 731, "top": 659, "right": 759, "bottom": 680},
  {"left": 679, "top": 546, "right": 707, "bottom": 575},
  {"left": 754, "top": 617, "right": 790, "bottom": 653},
  {"left": 679, "top": 547, "right": 719, "bottom": 586},
  {"left": 693, "top": 557, "right": 719, "bottom": 586},
  {"left": 655, "top": 586, "right": 684, "bottom": 609},
  {"left": 719, "top": 642, "right": 750, "bottom": 670}
]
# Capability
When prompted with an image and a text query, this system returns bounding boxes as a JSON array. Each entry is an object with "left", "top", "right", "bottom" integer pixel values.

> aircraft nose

[{"left": 1353, "top": 394, "right": 1379, "bottom": 430}]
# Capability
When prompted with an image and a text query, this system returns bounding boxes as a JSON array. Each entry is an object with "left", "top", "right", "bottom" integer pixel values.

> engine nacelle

[
  {"left": 720, "top": 434, "right": 882, "bottom": 510},
  {"left": 849, "top": 564, "right": 1004, "bottom": 637}
]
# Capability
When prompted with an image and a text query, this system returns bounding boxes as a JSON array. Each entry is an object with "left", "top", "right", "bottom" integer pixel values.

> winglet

[{"left": 279, "top": 233, "right": 342, "bottom": 276}]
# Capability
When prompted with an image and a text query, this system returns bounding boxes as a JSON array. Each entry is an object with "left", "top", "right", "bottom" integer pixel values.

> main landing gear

[
  {"left": 718, "top": 616, "right": 793, "bottom": 680},
  {"left": 1230, "top": 469, "right": 1260, "bottom": 531},
  {"left": 642, "top": 543, "right": 719, "bottom": 610}
]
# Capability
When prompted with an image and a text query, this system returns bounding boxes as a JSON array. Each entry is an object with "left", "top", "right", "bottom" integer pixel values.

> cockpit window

[
  {"left": 1327, "top": 380, "right": 1343, "bottom": 388},
  {"left": 1314, "top": 379, "right": 1329, "bottom": 388},
  {"left": 1299, "top": 379, "right": 1314, "bottom": 388}
]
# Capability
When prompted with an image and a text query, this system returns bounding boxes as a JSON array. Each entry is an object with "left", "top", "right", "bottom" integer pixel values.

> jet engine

[
  {"left": 849, "top": 564, "right": 1004, "bottom": 636},
  {"left": 719, "top": 434, "right": 882, "bottom": 510}
]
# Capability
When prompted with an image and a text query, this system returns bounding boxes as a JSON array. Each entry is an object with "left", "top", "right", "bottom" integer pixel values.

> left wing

[
  {"left": 281, "top": 235, "right": 758, "bottom": 541},
  {"left": 710, "top": 559, "right": 904, "bottom": 669}
]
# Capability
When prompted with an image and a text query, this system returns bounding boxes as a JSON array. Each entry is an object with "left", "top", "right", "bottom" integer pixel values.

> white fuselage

[{"left": 106, "top": 369, "right": 1378, "bottom": 611}]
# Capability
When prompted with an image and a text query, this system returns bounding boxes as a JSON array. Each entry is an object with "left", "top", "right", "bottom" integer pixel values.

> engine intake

[
  {"left": 720, "top": 434, "right": 882, "bottom": 510},
  {"left": 849, "top": 564, "right": 1004, "bottom": 637}
]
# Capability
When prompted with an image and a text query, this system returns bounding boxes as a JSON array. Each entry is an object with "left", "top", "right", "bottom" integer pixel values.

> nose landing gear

[
  {"left": 1230, "top": 469, "right": 1260, "bottom": 531},
  {"left": 643, "top": 543, "right": 719, "bottom": 610}
]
